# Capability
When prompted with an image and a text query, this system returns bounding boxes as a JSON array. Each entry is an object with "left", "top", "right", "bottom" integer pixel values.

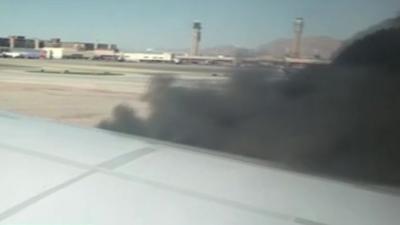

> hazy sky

[{"left": 0, "top": 0, "right": 399, "bottom": 51}]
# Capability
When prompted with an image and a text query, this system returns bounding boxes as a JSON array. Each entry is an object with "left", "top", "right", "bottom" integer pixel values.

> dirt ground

[
  {"left": 0, "top": 59, "right": 225, "bottom": 127},
  {"left": 0, "top": 80, "right": 149, "bottom": 126}
]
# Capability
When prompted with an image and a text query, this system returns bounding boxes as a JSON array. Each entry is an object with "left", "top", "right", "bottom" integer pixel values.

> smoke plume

[{"left": 100, "top": 25, "right": 400, "bottom": 186}]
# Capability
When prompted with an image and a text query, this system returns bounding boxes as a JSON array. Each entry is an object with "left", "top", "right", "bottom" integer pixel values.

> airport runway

[
  {"left": 0, "top": 59, "right": 227, "bottom": 126},
  {"left": 0, "top": 59, "right": 231, "bottom": 76}
]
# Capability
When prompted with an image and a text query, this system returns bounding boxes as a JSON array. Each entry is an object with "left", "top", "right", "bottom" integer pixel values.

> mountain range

[{"left": 198, "top": 36, "right": 342, "bottom": 59}]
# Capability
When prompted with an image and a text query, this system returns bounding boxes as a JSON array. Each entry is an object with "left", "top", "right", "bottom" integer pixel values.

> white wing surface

[{"left": 0, "top": 111, "right": 399, "bottom": 225}]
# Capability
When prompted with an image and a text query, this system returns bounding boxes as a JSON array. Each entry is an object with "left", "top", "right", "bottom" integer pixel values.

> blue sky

[{"left": 0, "top": 0, "right": 399, "bottom": 51}]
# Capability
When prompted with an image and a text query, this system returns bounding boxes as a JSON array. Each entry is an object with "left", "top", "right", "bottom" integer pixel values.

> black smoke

[
  {"left": 332, "top": 14, "right": 400, "bottom": 59},
  {"left": 334, "top": 28, "right": 400, "bottom": 67},
  {"left": 100, "top": 24, "right": 400, "bottom": 186}
]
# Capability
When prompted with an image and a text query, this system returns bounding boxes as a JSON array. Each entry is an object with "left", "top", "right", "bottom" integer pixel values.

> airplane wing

[{"left": 0, "top": 111, "right": 399, "bottom": 225}]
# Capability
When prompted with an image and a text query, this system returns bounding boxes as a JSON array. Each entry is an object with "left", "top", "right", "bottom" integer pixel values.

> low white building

[
  {"left": 41, "top": 48, "right": 97, "bottom": 59},
  {"left": 3, "top": 52, "right": 23, "bottom": 58},
  {"left": 41, "top": 47, "right": 63, "bottom": 59},
  {"left": 93, "top": 49, "right": 118, "bottom": 60},
  {"left": 3, "top": 49, "right": 41, "bottom": 59},
  {"left": 119, "top": 52, "right": 175, "bottom": 63}
]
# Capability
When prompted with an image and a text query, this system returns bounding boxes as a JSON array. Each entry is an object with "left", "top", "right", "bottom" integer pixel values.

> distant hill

[
  {"left": 200, "top": 45, "right": 255, "bottom": 57},
  {"left": 161, "top": 36, "right": 342, "bottom": 59},
  {"left": 257, "top": 36, "right": 343, "bottom": 59}
]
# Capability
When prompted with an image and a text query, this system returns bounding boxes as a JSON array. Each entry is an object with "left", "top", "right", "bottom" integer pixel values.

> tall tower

[
  {"left": 191, "top": 22, "right": 202, "bottom": 56},
  {"left": 291, "top": 17, "right": 304, "bottom": 58},
  {"left": 34, "top": 39, "right": 40, "bottom": 50},
  {"left": 9, "top": 36, "right": 15, "bottom": 49}
]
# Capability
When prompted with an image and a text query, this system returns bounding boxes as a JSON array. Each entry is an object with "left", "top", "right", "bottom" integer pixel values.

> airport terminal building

[{"left": 0, "top": 36, "right": 118, "bottom": 59}]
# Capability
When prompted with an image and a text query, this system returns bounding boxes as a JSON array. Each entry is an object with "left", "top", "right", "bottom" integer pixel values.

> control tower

[
  {"left": 191, "top": 22, "right": 202, "bottom": 56},
  {"left": 291, "top": 18, "right": 304, "bottom": 58}
]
